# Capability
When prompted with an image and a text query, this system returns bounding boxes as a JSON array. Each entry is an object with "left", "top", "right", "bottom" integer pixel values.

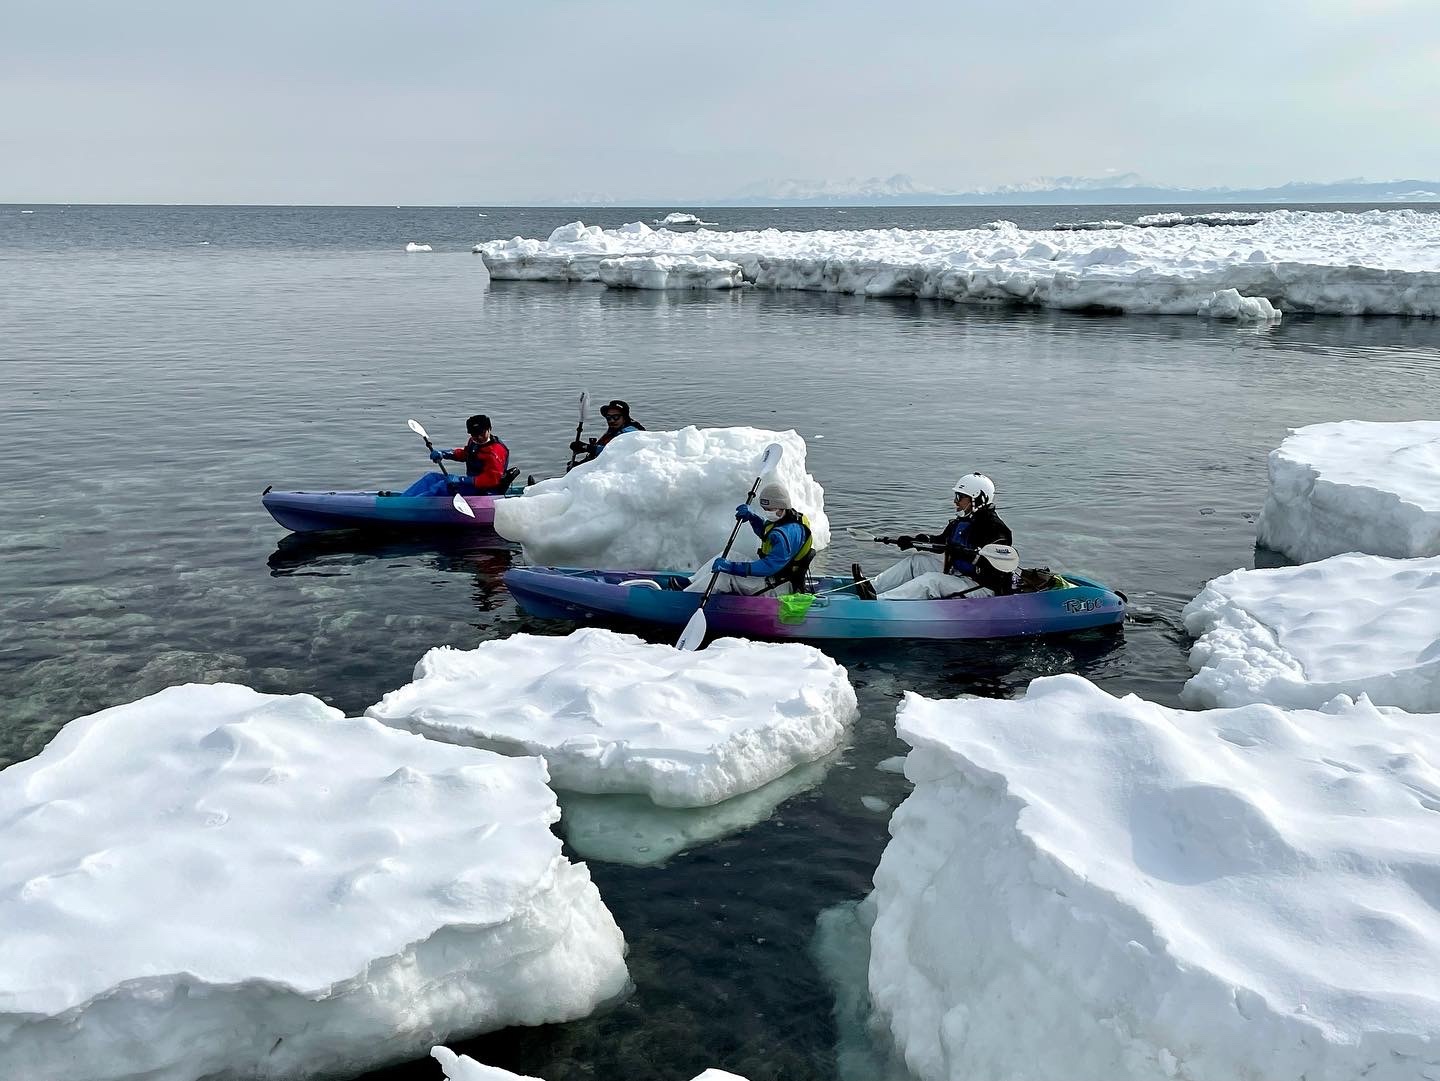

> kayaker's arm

[{"left": 718, "top": 528, "right": 797, "bottom": 578}]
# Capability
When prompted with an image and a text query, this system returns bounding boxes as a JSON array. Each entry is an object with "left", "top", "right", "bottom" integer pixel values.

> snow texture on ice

[
  {"left": 405, "top": 242, "right": 433, "bottom": 252},
  {"left": 0, "top": 684, "right": 628, "bottom": 1081},
  {"left": 367, "top": 627, "right": 857, "bottom": 807},
  {"left": 871, "top": 675, "right": 1440, "bottom": 1081},
  {"left": 493, "top": 426, "right": 829, "bottom": 572},
  {"left": 474, "top": 210, "right": 1440, "bottom": 315},
  {"left": 1256, "top": 420, "right": 1440, "bottom": 562},
  {"left": 1181, "top": 553, "right": 1440, "bottom": 711},
  {"left": 433, "top": 1047, "right": 750, "bottom": 1081}
]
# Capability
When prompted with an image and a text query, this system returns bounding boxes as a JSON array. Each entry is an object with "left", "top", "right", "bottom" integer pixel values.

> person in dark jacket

[
  {"left": 570, "top": 399, "right": 645, "bottom": 464},
  {"left": 857, "top": 472, "right": 1018, "bottom": 599},
  {"left": 430, "top": 414, "right": 510, "bottom": 493}
]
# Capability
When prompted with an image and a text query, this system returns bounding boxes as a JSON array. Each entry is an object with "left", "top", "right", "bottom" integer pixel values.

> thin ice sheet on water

[
  {"left": 0, "top": 684, "right": 627, "bottom": 1081},
  {"left": 1256, "top": 420, "right": 1440, "bottom": 561},
  {"left": 871, "top": 675, "right": 1440, "bottom": 1081},
  {"left": 1182, "top": 553, "right": 1440, "bottom": 710},
  {"left": 367, "top": 627, "right": 857, "bottom": 807}
]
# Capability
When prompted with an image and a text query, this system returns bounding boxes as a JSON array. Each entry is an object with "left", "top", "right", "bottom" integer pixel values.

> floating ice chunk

[
  {"left": 1134, "top": 211, "right": 1266, "bottom": 227},
  {"left": 405, "top": 242, "right": 433, "bottom": 252},
  {"left": 599, "top": 254, "right": 744, "bottom": 290},
  {"left": 875, "top": 755, "right": 908, "bottom": 774},
  {"left": 433, "top": 1047, "right": 751, "bottom": 1081},
  {"left": 367, "top": 628, "right": 857, "bottom": 808},
  {"left": 473, "top": 210, "right": 1440, "bottom": 315},
  {"left": 1197, "top": 287, "right": 1281, "bottom": 321},
  {"left": 1051, "top": 219, "right": 1126, "bottom": 231},
  {"left": 872, "top": 675, "right": 1440, "bottom": 1081},
  {"left": 1256, "top": 420, "right": 1440, "bottom": 561},
  {"left": 1181, "top": 553, "right": 1440, "bottom": 710},
  {"left": 0, "top": 684, "right": 628, "bottom": 1081},
  {"left": 859, "top": 795, "right": 890, "bottom": 813},
  {"left": 557, "top": 753, "right": 835, "bottom": 866},
  {"left": 654, "top": 212, "right": 717, "bottom": 227},
  {"left": 493, "top": 426, "right": 829, "bottom": 571}
]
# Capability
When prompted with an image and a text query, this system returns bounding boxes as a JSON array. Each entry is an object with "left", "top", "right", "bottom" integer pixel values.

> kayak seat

[{"left": 625, "top": 579, "right": 663, "bottom": 590}]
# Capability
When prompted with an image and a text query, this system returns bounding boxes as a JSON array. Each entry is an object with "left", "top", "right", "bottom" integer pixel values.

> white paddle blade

[
  {"left": 978, "top": 543, "right": 1020, "bottom": 573},
  {"left": 846, "top": 526, "right": 878, "bottom": 541},
  {"left": 675, "top": 608, "right": 707, "bottom": 652},
  {"left": 578, "top": 391, "right": 589, "bottom": 423},
  {"left": 407, "top": 418, "right": 429, "bottom": 439},
  {"left": 452, "top": 493, "right": 476, "bottom": 518},
  {"left": 758, "top": 442, "right": 784, "bottom": 476}
]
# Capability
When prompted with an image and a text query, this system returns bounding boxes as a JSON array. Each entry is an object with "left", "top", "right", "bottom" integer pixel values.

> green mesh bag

[{"left": 777, "top": 593, "right": 817, "bottom": 624}]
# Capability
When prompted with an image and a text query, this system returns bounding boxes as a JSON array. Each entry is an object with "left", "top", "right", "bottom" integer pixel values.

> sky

[{"left": 2, "top": 0, "right": 1438, "bottom": 204}]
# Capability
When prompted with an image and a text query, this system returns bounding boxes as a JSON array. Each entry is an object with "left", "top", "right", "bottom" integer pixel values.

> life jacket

[
  {"left": 596, "top": 421, "right": 643, "bottom": 449},
  {"left": 759, "top": 513, "right": 814, "bottom": 592},
  {"left": 461, "top": 436, "right": 509, "bottom": 483}
]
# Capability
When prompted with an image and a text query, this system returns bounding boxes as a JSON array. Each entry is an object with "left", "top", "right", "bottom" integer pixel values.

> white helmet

[
  {"left": 757, "top": 482, "right": 792, "bottom": 513},
  {"left": 952, "top": 472, "right": 995, "bottom": 517}
]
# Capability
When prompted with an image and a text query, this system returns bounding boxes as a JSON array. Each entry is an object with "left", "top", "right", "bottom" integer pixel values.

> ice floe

[
  {"left": 405, "top": 242, "right": 433, "bottom": 252},
  {"left": 1133, "top": 211, "right": 1266, "bottom": 228},
  {"left": 1197, "top": 287, "right": 1281, "bottom": 321},
  {"left": 599, "top": 253, "right": 744, "bottom": 290},
  {"left": 871, "top": 675, "right": 1440, "bottom": 1081},
  {"left": 493, "top": 426, "right": 829, "bottom": 571},
  {"left": 1181, "top": 553, "right": 1440, "bottom": 711},
  {"left": 654, "top": 211, "right": 716, "bottom": 227},
  {"left": 433, "top": 1047, "right": 750, "bottom": 1081},
  {"left": 0, "top": 684, "right": 628, "bottom": 1081},
  {"left": 473, "top": 209, "right": 1440, "bottom": 315},
  {"left": 1256, "top": 420, "right": 1440, "bottom": 561},
  {"left": 367, "top": 628, "right": 857, "bottom": 807}
]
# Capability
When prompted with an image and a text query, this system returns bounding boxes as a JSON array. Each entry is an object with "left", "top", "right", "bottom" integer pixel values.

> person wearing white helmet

[
  {"left": 855, "top": 472, "right": 1017, "bottom": 600},
  {"left": 684, "top": 481, "right": 815, "bottom": 596}
]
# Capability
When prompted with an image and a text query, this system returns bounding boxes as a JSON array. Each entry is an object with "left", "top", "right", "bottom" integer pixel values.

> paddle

[
  {"left": 407, "top": 418, "right": 450, "bottom": 478},
  {"left": 452, "top": 493, "right": 475, "bottom": 518},
  {"left": 676, "top": 442, "right": 785, "bottom": 652},
  {"left": 565, "top": 391, "right": 590, "bottom": 471},
  {"left": 847, "top": 528, "right": 1021, "bottom": 572}
]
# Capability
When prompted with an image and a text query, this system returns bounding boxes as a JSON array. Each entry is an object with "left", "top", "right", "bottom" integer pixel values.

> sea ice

[
  {"left": 1181, "top": 553, "right": 1440, "bottom": 711},
  {"left": 1197, "top": 287, "right": 1281, "bottom": 321},
  {"left": 367, "top": 628, "right": 857, "bottom": 807},
  {"left": 1256, "top": 420, "right": 1440, "bottom": 561},
  {"left": 433, "top": 1047, "right": 749, "bottom": 1081},
  {"left": 599, "top": 253, "right": 744, "bottom": 290},
  {"left": 473, "top": 209, "right": 1440, "bottom": 315},
  {"left": 870, "top": 675, "right": 1440, "bottom": 1081},
  {"left": 0, "top": 684, "right": 628, "bottom": 1081},
  {"left": 653, "top": 211, "right": 717, "bottom": 227},
  {"left": 492, "top": 426, "right": 829, "bottom": 572},
  {"left": 405, "top": 242, "right": 433, "bottom": 252}
]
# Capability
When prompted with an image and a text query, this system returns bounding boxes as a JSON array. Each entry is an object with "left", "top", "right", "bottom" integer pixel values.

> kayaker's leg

[
  {"left": 868, "top": 552, "right": 944, "bottom": 595},
  {"left": 879, "top": 571, "right": 983, "bottom": 601},
  {"left": 683, "top": 557, "right": 787, "bottom": 595}
]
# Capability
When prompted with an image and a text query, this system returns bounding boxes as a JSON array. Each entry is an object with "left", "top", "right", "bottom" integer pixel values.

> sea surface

[{"left": 2, "top": 203, "right": 1438, "bottom": 1081}]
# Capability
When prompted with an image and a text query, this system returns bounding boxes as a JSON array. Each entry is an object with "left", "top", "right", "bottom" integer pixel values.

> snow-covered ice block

[
  {"left": 0, "top": 684, "right": 628, "bottom": 1081},
  {"left": 475, "top": 210, "right": 1440, "bottom": 315},
  {"left": 1256, "top": 420, "right": 1440, "bottom": 562},
  {"left": 1197, "top": 287, "right": 1281, "bottom": 321},
  {"left": 599, "top": 254, "right": 743, "bottom": 289},
  {"left": 493, "top": 426, "right": 829, "bottom": 572},
  {"left": 367, "top": 628, "right": 857, "bottom": 808},
  {"left": 872, "top": 675, "right": 1440, "bottom": 1081},
  {"left": 405, "top": 241, "right": 433, "bottom": 252},
  {"left": 653, "top": 211, "right": 716, "bottom": 227},
  {"left": 433, "top": 1047, "right": 750, "bottom": 1081},
  {"left": 556, "top": 752, "right": 835, "bottom": 866},
  {"left": 1181, "top": 553, "right": 1440, "bottom": 710}
]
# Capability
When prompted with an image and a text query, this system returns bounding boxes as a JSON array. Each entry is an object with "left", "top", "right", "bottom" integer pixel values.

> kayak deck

[
  {"left": 505, "top": 567, "right": 1126, "bottom": 641},
  {"left": 262, "top": 485, "right": 522, "bottom": 535}
]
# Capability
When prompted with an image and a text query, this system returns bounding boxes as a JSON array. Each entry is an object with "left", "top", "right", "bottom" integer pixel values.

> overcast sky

[{"left": 3, "top": 0, "right": 1438, "bottom": 204}]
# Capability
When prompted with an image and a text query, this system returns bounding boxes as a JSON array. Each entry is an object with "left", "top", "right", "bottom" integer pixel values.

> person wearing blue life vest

[
  {"left": 570, "top": 399, "right": 645, "bottom": 464},
  {"left": 685, "top": 482, "right": 815, "bottom": 596}
]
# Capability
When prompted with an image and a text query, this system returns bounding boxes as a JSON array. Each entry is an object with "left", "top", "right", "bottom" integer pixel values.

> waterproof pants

[
  {"left": 683, "top": 556, "right": 794, "bottom": 596},
  {"left": 870, "top": 552, "right": 991, "bottom": 600}
]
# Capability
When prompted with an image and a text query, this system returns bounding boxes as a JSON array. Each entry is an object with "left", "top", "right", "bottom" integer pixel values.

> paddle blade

[
  {"left": 407, "top": 418, "right": 430, "bottom": 439},
  {"left": 758, "top": 442, "right": 784, "bottom": 476},
  {"left": 675, "top": 607, "right": 707, "bottom": 651},
  {"left": 846, "top": 526, "right": 878, "bottom": 542},
  {"left": 978, "top": 543, "right": 1020, "bottom": 573},
  {"left": 452, "top": 493, "right": 476, "bottom": 518},
  {"left": 578, "top": 390, "right": 589, "bottom": 423},
  {"left": 777, "top": 593, "right": 817, "bottom": 625}
]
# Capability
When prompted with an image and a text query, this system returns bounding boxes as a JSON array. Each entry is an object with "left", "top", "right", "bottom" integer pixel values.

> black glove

[
  {"left": 896, "top": 535, "right": 915, "bottom": 550},
  {"left": 569, "top": 440, "right": 587, "bottom": 454},
  {"left": 956, "top": 544, "right": 978, "bottom": 563}
]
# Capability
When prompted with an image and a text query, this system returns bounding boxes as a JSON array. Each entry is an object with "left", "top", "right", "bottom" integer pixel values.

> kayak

[
  {"left": 262, "top": 483, "right": 521, "bottom": 536},
  {"left": 504, "top": 566, "right": 1127, "bottom": 641}
]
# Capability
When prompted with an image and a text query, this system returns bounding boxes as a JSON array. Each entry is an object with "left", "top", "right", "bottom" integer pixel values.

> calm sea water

[{"left": 2, "top": 204, "right": 1438, "bottom": 1081}]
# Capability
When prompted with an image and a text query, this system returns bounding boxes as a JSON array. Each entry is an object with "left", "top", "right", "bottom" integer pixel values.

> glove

[
  {"left": 896, "top": 535, "right": 915, "bottom": 550},
  {"left": 569, "top": 440, "right": 587, "bottom": 454},
  {"left": 714, "top": 558, "right": 746, "bottom": 576},
  {"left": 429, "top": 449, "right": 445, "bottom": 463},
  {"left": 735, "top": 504, "right": 755, "bottom": 521}
]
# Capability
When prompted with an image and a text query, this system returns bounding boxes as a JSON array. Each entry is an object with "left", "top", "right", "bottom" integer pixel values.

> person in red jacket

[{"left": 430, "top": 414, "right": 510, "bottom": 493}]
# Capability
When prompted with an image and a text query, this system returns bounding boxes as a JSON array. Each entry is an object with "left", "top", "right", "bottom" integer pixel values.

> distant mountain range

[{"left": 711, "top": 174, "right": 1440, "bottom": 207}]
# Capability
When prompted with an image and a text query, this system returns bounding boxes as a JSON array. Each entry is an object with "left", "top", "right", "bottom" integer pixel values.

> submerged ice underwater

[{"left": 1, "top": 203, "right": 1439, "bottom": 1081}]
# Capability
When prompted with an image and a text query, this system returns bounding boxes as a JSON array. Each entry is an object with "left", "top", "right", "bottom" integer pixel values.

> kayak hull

[
  {"left": 505, "top": 567, "right": 1126, "bottom": 641},
  {"left": 262, "top": 488, "right": 515, "bottom": 536}
]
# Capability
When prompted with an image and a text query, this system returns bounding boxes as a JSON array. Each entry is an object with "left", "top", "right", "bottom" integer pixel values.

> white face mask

[{"left": 760, "top": 502, "right": 785, "bottom": 521}]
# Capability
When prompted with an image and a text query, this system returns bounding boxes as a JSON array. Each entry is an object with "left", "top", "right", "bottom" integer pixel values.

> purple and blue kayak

[
  {"left": 262, "top": 479, "right": 520, "bottom": 537},
  {"left": 505, "top": 567, "right": 1126, "bottom": 641}
]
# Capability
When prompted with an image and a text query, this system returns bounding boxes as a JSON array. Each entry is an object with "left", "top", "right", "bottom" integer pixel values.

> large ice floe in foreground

[
  {"left": 367, "top": 628, "right": 857, "bottom": 807},
  {"left": 433, "top": 1046, "right": 748, "bottom": 1081},
  {"left": 474, "top": 209, "right": 1440, "bottom": 316},
  {"left": 1182, "top": 553, "right": 1440, "bottom": 711},
  {"left": 1256, "top": 420, "right": 1440, "bottom": 562},
  {"left": 0, "top": 684, "right": 628, "bottom": 1081},
  {"left": 493, "top": 426, "right": 829, "bottom": 571},
  {"left": 870, "top": 675, "right": 1440, "bottom": 1081}
]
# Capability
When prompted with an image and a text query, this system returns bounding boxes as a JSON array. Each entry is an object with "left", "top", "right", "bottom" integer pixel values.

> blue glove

[
  {"left": 735, "top": 504, "right": 755, "bottom": 521},
  {"left": 714, "top": 558, "right": 746, "bottom": 576},
  {"left": 429, "top": 449, "right": 445, "bottom": 462}
]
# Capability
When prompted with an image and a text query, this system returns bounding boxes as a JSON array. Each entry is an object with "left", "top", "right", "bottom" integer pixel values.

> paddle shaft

[
  {"left": 696, "top": 473, "right": 767, "bottom": 609},
  {"left": 423, "top": 436, "right": 451, "bottom": 477}
]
